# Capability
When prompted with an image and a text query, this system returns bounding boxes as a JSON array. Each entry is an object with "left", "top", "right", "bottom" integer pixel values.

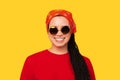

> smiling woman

[{"left": 20, "top": 9, "right": 96, "bottom": 80}]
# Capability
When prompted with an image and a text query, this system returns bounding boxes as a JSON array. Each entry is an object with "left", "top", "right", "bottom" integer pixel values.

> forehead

[{"left": 49, "top": 16, "right": 70, "bottom": 26}]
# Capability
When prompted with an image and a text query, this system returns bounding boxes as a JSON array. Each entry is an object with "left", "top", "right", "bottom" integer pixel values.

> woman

[{"left": 20, "top": 9, "right": 96, "bottom": 80}]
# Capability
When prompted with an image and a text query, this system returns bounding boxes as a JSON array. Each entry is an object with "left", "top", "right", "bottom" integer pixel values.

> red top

[{"left": 20, "top": 50, "right": 96, "bottom": 80}]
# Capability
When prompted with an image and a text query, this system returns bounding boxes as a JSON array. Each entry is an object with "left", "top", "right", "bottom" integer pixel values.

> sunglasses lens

[
  {"left": 61, "top": 26, "right": 70, "bottom": 34},
  {"left": 49, "top": 27, "right": 58, "bottom": 34}
]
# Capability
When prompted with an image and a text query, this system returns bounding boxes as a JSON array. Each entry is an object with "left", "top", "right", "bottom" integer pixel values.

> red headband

[{"left": 46, "top": 9, "right": 76, "bottom": 33}]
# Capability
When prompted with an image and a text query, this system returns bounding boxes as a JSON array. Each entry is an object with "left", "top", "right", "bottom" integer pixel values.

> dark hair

[{"left": 68, "top": 34, "right": 90, "bottom": 80}]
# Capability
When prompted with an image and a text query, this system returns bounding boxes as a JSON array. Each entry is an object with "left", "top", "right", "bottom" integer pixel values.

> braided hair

[{"left": 68, "top": 34, "right": 90, "bottom": 80}]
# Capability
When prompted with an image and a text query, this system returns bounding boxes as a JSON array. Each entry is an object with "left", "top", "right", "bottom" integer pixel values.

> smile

[{"left": 54, "top": 37, "right": 65, "bottom": 42}]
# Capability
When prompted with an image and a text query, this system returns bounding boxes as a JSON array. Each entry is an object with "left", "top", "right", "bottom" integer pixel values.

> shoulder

[
  {"left": 82, "top": 56, "right": 96, "bottom": 80},
  {"left": 25, "top": 49, "right": 48, "bottom": 63},
  {"left": 82, "top": 56, "right": 93, "bottom": 69},
  {"left": 82, "top": 56, "right": 91, "bottom": 64},
  {"left": 28, "top": 49, "right": 47, "bottom": 58}
]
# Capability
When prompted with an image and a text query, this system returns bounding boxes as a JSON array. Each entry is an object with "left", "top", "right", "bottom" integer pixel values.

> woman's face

[{"left": 48, "top": 16, "right": 71, "bottom": 48}]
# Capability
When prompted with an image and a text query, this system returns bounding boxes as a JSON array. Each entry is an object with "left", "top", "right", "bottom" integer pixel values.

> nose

[{"left": 56, "top": 30, "right": 63, "bottom": 36}]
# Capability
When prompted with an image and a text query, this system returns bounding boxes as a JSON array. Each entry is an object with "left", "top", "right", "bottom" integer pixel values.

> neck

[{"left": 48, "top": 45, "right": 68, "bottom": 55}]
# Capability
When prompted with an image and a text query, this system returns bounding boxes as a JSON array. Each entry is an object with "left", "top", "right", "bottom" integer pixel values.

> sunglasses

[{"left": 49, "top": 26, "right": 70, "bottom": 35}]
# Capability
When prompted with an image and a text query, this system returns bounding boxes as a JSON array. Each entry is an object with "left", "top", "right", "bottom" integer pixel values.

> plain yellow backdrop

[{"left": 0, "top": 0, "right": 120, "bottom": 80}]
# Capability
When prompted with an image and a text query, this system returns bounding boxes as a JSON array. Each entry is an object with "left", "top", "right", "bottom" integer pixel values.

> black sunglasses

[{"left": 49, "top": 26, "right": 70, "bottom": 35}]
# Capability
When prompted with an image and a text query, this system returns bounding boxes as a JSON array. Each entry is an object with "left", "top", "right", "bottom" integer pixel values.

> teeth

[
  {"left": 54, "top": 38, "right": 64, "bottom": 41},
  {"left": 56, "top": 38, "right": 63, "bottom": 40}
]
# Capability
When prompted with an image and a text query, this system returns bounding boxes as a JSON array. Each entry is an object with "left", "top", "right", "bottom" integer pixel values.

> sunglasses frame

[{"left": 49, "top": 26, "right": 70, "bottom": 35}]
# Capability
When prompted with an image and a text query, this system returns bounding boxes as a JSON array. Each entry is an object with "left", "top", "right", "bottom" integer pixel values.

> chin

[{"left": 53, "top": 43, "right": 67, "bottom": 48}]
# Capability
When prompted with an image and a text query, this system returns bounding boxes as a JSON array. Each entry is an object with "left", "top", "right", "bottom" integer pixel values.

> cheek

[
  {"left": 48, "top": 33, "right": 55, "bottom": 42},
  {"left": 65, "top": 34, "right": 71, "bottom": 41}
]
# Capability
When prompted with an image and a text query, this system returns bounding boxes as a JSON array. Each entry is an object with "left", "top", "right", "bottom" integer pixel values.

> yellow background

[{"left": 0, "top": 0, "right": 120, "bottom": 80}]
